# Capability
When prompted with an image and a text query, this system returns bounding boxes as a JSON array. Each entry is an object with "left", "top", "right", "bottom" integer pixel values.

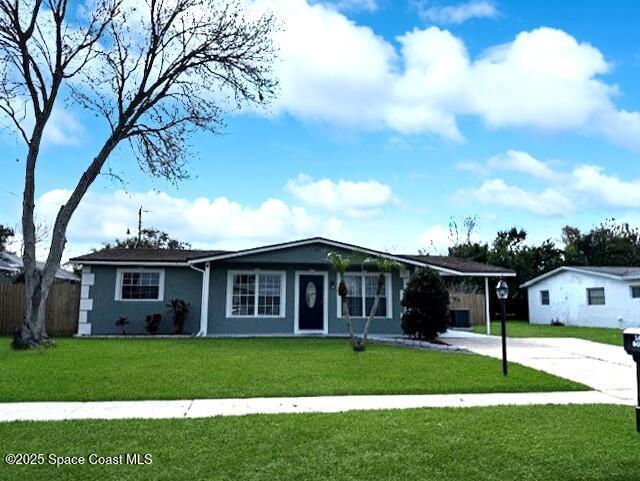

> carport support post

[
  {"left": 633, "top": 359, "right": 640, "bottom": 432},
  {"left": 484, "top": 277, "right": 490, "bottom": 335},
  {"left": 199, "top": 262, "right": 210, "bottom": 336}
]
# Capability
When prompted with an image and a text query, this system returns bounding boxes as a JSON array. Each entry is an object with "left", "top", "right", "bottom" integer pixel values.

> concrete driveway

[{"left": 443, "top": 331, "right": 637, "bottom": 404}]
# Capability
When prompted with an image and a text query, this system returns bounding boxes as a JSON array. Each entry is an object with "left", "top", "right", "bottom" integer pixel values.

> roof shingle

[{"left": 70, "top": 248, "right": 231, "bottom": 263}]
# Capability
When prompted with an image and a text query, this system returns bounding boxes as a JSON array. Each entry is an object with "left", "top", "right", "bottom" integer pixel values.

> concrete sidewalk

[
  {"left": 444, "top": 332, "right": 636, "bottom": 403},
  {"left": 0, "top": 390, "right": 624, "bottom": 423}
]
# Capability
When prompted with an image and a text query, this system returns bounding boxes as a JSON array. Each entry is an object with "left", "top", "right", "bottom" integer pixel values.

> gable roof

[
  {"left": 186, "top": 237, "right": 428, "bottom": 268},
  {"left": 0, "top": 252, "right": 80, "bottom": 282},
  {"left": 400, "top": 255, "right": 512, "bottom": 275},
  {"left": 70, "top": 237, "right": 514, "bottom": 277},
  {"left": 521, "top": 266, "right": 640, "bottom": 288},
  {"left": 70, "top": 248, "right": 230, "bottom": 265}
]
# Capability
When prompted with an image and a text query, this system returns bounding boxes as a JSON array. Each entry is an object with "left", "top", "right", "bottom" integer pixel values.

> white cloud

[
  {"left": 256, "top": 0, "right": 640, "bottom": 150},
  {"left": 455, "top": 150, "right": 640, "bottom": 215},
  {"left": 486, "top": 150, "right": 559, "bottom": 181},
  {"left": 43, "top": 108, "right": 84, "bottom": 146},
  {"left": 456, "top": 178, "right": 574, "bottom": 216},
  {"left": 0, "top": 105, "right": 84, "bottom": 146},
  {"left": 35, "top": 189, "right": 342, "bottom": 252},
  {"left": 418, "top": 222, "right": 483, "bottom": 253},
  {"left": 570, "top": 165, "right": 640, "bottom": 208},
  {"left": 285, "top": 173, "right": 393, "bottom": 218},
  {"left": 415, "top": 1, "right": 499, "bottom": 24},
  {"left": 315, "top": 0, "right": 378, "bottom": 12},
  {"left": 418, "top": 224, "right": 451, "bottom": 253}
]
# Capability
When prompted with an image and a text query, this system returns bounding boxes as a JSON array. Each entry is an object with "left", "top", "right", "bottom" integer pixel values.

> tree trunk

[
  {"left": 13, "top": 133, "right": 120, "bottom": 349},
  {"left": 13, "top": 274, "right": 52, "bottom": 348},
  {"left": 361, "top": 273, "right": 385, "bottom": 347},
  {"left": 339, "top": 279, "right": 363, "bottom": 351}
]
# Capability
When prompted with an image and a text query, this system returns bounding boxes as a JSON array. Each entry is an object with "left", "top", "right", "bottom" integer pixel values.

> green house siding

[
  {"left": 88, "top": 266, "right": 202, "bottom": 335},
  {"left": 84, "top": 243, "right": 408, "bottom": 336},
  {"left": 206, "top": 262, "right": 404, "bottom": 336}
]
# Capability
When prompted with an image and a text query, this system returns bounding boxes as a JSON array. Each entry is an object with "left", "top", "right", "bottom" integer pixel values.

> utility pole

[{"left": 135, "top": 206, "right": 149, "bottom": 249}]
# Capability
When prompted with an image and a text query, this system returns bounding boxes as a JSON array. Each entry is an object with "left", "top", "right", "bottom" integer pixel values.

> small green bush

[{"left": 401, "top": 268, "right": 449, "bottom": 340}]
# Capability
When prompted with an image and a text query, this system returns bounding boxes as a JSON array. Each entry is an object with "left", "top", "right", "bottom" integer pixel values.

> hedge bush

[{"left": 401, "top": 268, "right": 449, "bottom": 340}]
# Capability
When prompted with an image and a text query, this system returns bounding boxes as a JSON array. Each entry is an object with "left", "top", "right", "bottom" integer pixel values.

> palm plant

[{"left": 327, "top": 252, "right": 401, "bottom": 352}]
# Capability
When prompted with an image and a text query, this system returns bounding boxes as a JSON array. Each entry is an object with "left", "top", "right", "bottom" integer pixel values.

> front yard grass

[
  {"left": 473, "top": 320, "right": 623, "bottom": 346},
  {"left": 1, "top": 404, "right": 638, "bottom": 480},
  {"left": 0, "top": 337, "right": 584, "bottom": 402}
]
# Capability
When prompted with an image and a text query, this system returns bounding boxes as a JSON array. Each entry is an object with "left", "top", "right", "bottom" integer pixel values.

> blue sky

[{"left": 2, "top": 0, "right": 640, "bottom": 260}]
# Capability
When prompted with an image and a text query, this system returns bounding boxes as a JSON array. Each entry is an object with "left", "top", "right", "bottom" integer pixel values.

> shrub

[
  {"left": 401, "top": 268, "right": 450, "bottom": 340},
  {"left": 166, "top": 298, "right": 189, "bottom": 334},
  {"left": 115, "top": 317, "right": 129, "bottom": 335},
  {"left": 144, "top": 313, "right": 162, "bottom": 335}
]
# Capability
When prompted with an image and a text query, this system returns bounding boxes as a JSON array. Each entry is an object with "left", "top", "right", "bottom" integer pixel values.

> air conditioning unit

[{"left": 449, "top": 309, "right": 471, "bottom": 329}]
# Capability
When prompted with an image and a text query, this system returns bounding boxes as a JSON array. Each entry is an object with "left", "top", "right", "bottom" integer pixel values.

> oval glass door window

[{"left": 305, "top": 282, "right": 317, "bottom": 309}]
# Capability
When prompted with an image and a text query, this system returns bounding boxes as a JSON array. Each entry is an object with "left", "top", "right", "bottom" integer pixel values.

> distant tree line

[{"left": 441, "top": 218, "right": 640, "bottom": 319}]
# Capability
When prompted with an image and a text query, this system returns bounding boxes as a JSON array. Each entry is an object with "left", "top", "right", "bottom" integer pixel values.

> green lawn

[
  {"left": 0, "top": 338, "right": 584, "bottom": 402},
  {"left": 1, "top": 405, "right": 638, "bottom": 480},
  {"left": 473, "top": 320, "right": 623, "bottom": 346}
]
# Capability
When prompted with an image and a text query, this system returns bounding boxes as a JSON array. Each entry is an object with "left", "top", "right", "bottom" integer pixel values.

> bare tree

[{"left": 0, "top": 0, "right": 278, "bottom": 348}]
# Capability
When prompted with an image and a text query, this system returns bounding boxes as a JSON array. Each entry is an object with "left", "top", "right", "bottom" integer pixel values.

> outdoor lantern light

[
  {"left": 496, "top": 278, "right": 509, "bottom": 376},
  {"left": 496, "top": 279, "right": 509, "bottom": 300}
]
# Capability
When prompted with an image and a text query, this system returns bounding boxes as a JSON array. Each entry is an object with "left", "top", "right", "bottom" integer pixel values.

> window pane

[
  {"left": 540, "top": 290, "right": 549, "bottom": 305},
  {"left": 343, "top": 275, "right": 362, "bottom": 317},
  {"left": 632, "top": 286, "right": 640, "bottom": 299},
  {"left": 232, "top": 274, "right": 255, "bottom": 315},
  {"left": 587, "top": 288, "right": 605, "bottom": 305},
  {"left": 258, "top": 274, "right": 281, "bottom": 316},
  {"left": 121, "top": 271, "right": 160, "bottom": 300},
  {"left": 365, "top": 276, "right": 387, "bottom": 317}
]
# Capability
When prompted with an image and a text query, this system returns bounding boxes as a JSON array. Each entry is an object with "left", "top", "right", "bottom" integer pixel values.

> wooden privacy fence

[
  {"left": 449, "top": 292, "right": 486, "bottom": 326},
  {"left": 0, "top": 283, "right": 80, "bottom": 336}
]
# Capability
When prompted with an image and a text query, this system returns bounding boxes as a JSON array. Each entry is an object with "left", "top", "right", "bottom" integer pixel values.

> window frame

[
  {"left": 336, "top": 272, "right": 393, "bottom": 319},
  {"left": 225, "top": 270, "right": 286, "bottom": 319},
  {"left": 540, "top": 290, "right": 550, "bottom": 305},
  {"left": 586, "top": 287, "right": 606, "bottom": 306},
  {"left": 631, "top": 285, "right": 640, "bottom": 299},
  {"left": 114, "top": 268, "right": 165, "bottom": 302}
]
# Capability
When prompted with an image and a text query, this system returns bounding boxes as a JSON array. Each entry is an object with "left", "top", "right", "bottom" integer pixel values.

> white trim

[
  {"left": 81, "top": 272, "right": 95, "bottom": 286},
  {"left": 484, "top": 277, "right": 490, "bottom": 335},
  {"left": 225, "top": 270, "right": 286, "bottom": 319},
  {"left": 79, "top": 298, "right": 93, "bottom": 311},
  {"left": 448, "top": 271, "right": 516, "bottom": 278},
  {"left": 294, "top": 271, "right": 329, "bottom": 335},
  {"left": 586, "top": 286, "right": 606, "bottom": 306},
  {"left": 198, "top": 263, "right": 211, "bottom": 336},
  {"left": 335, "top": 272, "right": 393, "bottom": 320},
  {"left": 114, "top": 268, "right": 165, "bottom": 302},
  {"left": 521, "top": 266, "right": 640, "bottom": 288},
  {"left": 77, "top": 266, "right": 93, "bottom": 336},
  {"left": 189, "top": 237, "right": 427, "bottom": 268}
]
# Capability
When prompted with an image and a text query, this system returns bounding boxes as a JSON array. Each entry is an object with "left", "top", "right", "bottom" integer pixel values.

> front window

[
  {"left": 340, "top": 273, "right": 390, "bottom": 318},
  {"left": 587, "top": 287, "right": 605, "bottom": 305},
  {"left": 118, "top": 270, "right": 163, "bottom": 301},
  {"left": 631, "top": 286, "right": 640, "bottom": 299},
  {"left": 540, "top": 290, "right": 549, "bottom": 305},
  {"left": 228, "top": 272, "right": 284, "bottom": 317},
  {"left": 365, "top": 276, "right": 387, "bottom": 317}
]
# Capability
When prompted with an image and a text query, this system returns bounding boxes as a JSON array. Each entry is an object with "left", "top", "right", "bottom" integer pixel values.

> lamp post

[{"left": 496, "top": 278, "right": 509, "bottom": 376}]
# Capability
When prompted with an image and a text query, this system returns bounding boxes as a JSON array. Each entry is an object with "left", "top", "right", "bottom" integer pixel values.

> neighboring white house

[
  {"left": 0, "top": 251, "right": 79, "bottom": 284},
  {"left": 522, "top": 266, "right": 640, "bottom": 328}
]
